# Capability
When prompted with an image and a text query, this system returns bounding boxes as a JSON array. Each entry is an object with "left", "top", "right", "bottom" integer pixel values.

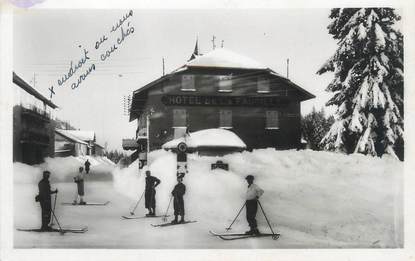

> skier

[
  {"left": 84, "top": 159, "right": 91, "bottom": 174},
  {"left": 37, "top": 170, "right": 58, "bottom": 231},
  {"left": 73, "top": 166, "right": 86, "bottom": 205},
  {"left": 245, "top": 175, "right": 264, "bottom": 235},
  {"left": 171, "top": 176, "right": 186, "bottom": 224},
  {"left": 145, "top": 170, "right": 161, "bottom": 216}
]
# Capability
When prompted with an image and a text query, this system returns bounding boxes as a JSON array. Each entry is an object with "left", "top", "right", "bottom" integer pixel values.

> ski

[
  {"left": 62, "top": 201, "right": 110, "bottom": 206},
  {"left": 17, "top": 226, "right": 88, "bottom": 234},
  {"left": 122, "top": 215, "right": 170, "bottom": 219},
  {"left": 151, "top": 220, "right": 197, "bottom": 227},
  {"left": 209, "top": 230, "right": 280, "bottom": 240},
  {"left": 209, "top": 230, "right": 250, "bottom": 236},
  {"left": 218, "top": 234, "right": 280, "bottom": 240}
]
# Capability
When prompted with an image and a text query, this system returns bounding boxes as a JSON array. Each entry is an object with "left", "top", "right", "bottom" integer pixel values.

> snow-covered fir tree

[
  {"left": 301, "top": 107, "right": 334, "bottom": 151},
  {"left": 317, "top": 8, "right": 404, "bottom": 159}
]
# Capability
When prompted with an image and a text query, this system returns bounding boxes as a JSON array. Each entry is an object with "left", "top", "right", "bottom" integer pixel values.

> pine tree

[
  {"left": 317, "top": 8, "right": 404, "bottom": 159},
  {"left": 301, "top": 107, "right": 335, "bottom": 151}
]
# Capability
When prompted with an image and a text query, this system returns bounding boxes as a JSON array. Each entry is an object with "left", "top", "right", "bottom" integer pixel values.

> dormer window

[
  {"left": 257, "top": 77, "right": 270, "bottom": 93},
  {"left": 218, "top": 75, "right": 232, "bottom": 92},
  {"left": 181, "top": 75, "right": 196, "bottom": 91}
]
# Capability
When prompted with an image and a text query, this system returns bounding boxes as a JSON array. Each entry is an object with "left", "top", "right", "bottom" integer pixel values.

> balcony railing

[{"left": 21, "top": 106, "right": 51, "bottom": 123}]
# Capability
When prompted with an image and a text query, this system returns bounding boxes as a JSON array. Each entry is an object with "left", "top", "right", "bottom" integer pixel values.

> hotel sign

[{"left": 161, "top": 95, "right": 289, "bottom": 107}]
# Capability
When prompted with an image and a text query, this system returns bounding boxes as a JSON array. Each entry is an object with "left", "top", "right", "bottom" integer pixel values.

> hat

[{"left": 245, "top": 175, "right": 254, "bottom": 180}]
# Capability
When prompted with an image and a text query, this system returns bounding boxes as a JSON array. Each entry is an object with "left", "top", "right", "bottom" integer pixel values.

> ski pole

[
  {"left": 162, "top": 196, "right": 173, "bottom": 222},
  {"left": 257, "top": 200, "right": 279, "bottom": 240},
  {"left": 50, "top": 193, "right": 58, "bottom": 226},
  {"left": 50, "top": 207, "right": 64, "bottom": 235},
  {"left": 130, "top": 190, "right": 145, "bottom": 215},
  {"left": 225, "top": 202, "right": 246, "bottom": 231}
]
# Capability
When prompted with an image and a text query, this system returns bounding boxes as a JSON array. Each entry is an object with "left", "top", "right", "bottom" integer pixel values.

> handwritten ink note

[{"left": 49, "top": 10, "right": 135, "bottom": 99}]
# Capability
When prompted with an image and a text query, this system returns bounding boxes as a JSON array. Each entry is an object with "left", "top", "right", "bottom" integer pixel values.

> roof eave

[
  {"left": 267, "top": 69, "right": 315, "bottom": 101},
  {"left": 13, "top": 72, "right": 58, "bottom": 109}
]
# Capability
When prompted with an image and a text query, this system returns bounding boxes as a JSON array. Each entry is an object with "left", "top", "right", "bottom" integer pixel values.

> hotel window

[
  {"left": 265, "top": 110, "right": 280, "bottom": 129},
  {"left": 173, "top": 109, "right": 187, "bottom": 127},
  {"left": 257, "top": 77, "right": 270, "bottom": 93},
  {"left": 219, "top": 110, "right": 232, "bottom": 128},
  {"left": 181, "top": 75, "right": 196, "bottom": 91},
  {"left": 218, "top": 75, "right": 233, "bottom": 92}
]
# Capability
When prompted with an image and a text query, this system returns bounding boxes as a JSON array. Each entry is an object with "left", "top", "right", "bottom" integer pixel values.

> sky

[{"left": 14, "top": 9, "right": 339, "bottom": 150}]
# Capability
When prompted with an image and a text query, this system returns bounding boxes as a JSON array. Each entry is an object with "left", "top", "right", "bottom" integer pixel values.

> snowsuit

[
  {"left": 172, "top": 183, "right": 186, "bottom": 216},
  {"left": 84, "top": 161, "right": 91, "bottom": 174},
  {"left": 145, "top": 176, "right": 161, "bottom": 210},
  {"left": 38, "top": 178, "right": 56, "bottom": 230},
  {"left": 245, "top": 183, "right": 264, "bottom": 231}
]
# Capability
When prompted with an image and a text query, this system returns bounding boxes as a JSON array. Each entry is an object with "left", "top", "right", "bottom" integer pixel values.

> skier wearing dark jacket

[
  {"left": 171, "top": 176, "right": 186, "bottom": 224},
  {"left": 84, "top": 160, "right": 91, "bottom": 174},
  {"left": 145, "top": 170, "right": 161, "bottom": 216},
  {"left": 37, "top": 171, "right": 58, "bottom": 231}
]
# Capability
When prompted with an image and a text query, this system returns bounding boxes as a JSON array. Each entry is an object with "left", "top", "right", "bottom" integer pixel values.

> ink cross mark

[{"left": 49, "top": 86, "right": 55, "bottom": 99}]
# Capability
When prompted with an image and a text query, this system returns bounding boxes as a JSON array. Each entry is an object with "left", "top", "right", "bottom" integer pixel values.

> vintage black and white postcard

[{"left": 1, "top": 0, "right": 414, "bottom": 260}]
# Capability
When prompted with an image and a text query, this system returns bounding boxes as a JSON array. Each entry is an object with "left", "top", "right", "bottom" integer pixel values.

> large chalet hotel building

[{"left": 129, "top": 46, "right": 314, "bottom": 153}]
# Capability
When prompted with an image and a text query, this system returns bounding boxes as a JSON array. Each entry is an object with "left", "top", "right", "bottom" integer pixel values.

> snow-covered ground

[{"left": 14, "top": 150, "right": 403, "bottom": 248}]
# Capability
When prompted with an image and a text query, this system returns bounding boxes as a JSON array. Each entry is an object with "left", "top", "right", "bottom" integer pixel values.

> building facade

[
  {"left": 55, "top": 129, "right": 88, "bottom": 157},
  {"left": 129, "top": 48, "right": 314, "bottom": 152},
  {"left": 64, "top": 130, "right": 96, "bottom": 156},
  {"left": 13, "top": 72, "right": 58, "bottom": 165}
]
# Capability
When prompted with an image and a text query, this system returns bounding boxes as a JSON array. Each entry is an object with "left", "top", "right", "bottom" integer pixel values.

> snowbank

[
  {"left": 162, "top": 128, "right": 247, "bottom": 149},
  {"left": 112, "top": 149, "right": 403, "bottom": 247},
  {"left": 14, "top": 156, "right": 116, "bottom": 183}
]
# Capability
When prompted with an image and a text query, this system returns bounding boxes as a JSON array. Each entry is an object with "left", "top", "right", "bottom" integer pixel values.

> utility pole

[
  {"left": 211, "top": 35, "right": 216, "bottom": 50},
  {"left": 286, "top": 58, "right": 290, "bottom": 79},
  {"left": 162, "top": 57, "right": 165, "bottom": 76},
  {"left": 146, "top": 113, "right": 150, "bottom": 153},
  {"left": 31, "top": 72, "right": 37, "bottom": 88}
]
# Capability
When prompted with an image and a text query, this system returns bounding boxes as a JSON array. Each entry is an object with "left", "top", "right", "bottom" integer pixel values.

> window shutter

[
  {"left": 266, "top": 110, "right": 279, "bottom": 129},
  {"left": 219, "top": 110, "right": 232, "bottom": 128},
  {"left": 173, "top": 109, "right": 187, "bottom": 127}
]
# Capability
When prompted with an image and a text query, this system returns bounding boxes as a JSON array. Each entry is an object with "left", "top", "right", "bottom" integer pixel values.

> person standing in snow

[
  {"left": 37, "top": 170, "right": 58, "bottom": 231},
  {"left": 84, "top": 159, "right": 91, "bottom": 174},
  {"left": 171, "top": 176, "right": 186, "bottom": 224},
  {"left": 73, "top": 166, "right": 86, "bottom": 205},
  {"left": 145, "top": 170, "right": 161, "bottom": 216},
  {"left": 245, "top": 175, "right": 264, "bottom": 235}
]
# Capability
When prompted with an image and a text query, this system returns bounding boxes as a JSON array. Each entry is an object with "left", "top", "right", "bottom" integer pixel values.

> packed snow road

[
  {"left": 13, "top": 150, "right": 403, "bottom": 248},
  {"left": 14, "top": 181, "right": 354, "bottom": 248}
]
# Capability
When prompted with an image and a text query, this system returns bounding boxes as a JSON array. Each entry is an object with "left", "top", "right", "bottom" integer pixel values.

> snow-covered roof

[
  {"left": 181, "top": 48, "right": 267, "bottom": 70},
  {"left": 129, "top": 47, "right": 315, "bottom": 122},
  {"left": 55, "top": 129, "right": 88, "bottom": 145},
  {"left": 162, "top": 128, "right": 247, "bottom": 149},
  {"left": 94, "top": 142, "right": 104, "bottom": 149},
  {"left": 65, "top": 130, "right": 96, "bottom": 142}
]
